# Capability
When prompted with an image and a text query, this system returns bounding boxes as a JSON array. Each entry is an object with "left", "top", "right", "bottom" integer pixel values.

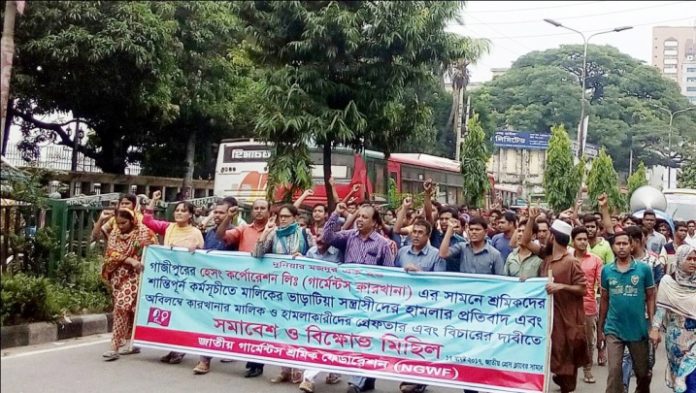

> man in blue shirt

[
  {"left": 396, "top": 218, "right": 445, "bottom": 393},
  {"left": 192, "top": 199, "right": 236, "bottom": 375},
  {"left": 439, "top": 216, "right": 505, "bottom": 276},
  {"left": 396, "top": 219, "right": 445, "bottom": 273},
  {"left": 597, "top": 231, "right": 656, "bottom": 393},
  {"left": 491, "top": 211, "right": 517, "bottom": 262}
]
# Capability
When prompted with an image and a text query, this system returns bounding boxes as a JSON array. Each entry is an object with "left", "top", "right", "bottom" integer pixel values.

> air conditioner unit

[{"left": 688, "top": 55, "right": 694, "bottom": 61}]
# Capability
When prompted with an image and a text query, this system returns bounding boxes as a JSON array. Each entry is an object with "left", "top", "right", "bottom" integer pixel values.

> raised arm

[
  {"left": 328, "top": 176, "right": 340, "bottom": 206},
  {"left": 394, "top": 196, "right": 413, "bottom": 236},
  {"left": 423, "top": 179, "right": 434, "bottom": 226},
  {"left": 522, "top": 207, "right": 542, "bottom": 255},
  {"left": 251, "top": 218, "right": 276, "bottom": 258},
  {"left": 598, "top": 193, "right": 614, "bottom": 235},
  {"left": 91, "top": 209, "right": 114, "bottom": 241},
  {"left": 340, "top": 184, "right": 360, "bottom": 204},
  {"left": 294, "top": 189, "right": 314, "bottom": 209},
  {"left": 322, "top": 203, "right": 350, "bottom": 250},
  {"left": 141, "top": 190, "right": 171, "bottom": 236},
  {"left": 439, "top": 218, "right": 460, "bottom": 259},
  {"left": 217, "top": 206, "right": 240, "bottom": 244}
]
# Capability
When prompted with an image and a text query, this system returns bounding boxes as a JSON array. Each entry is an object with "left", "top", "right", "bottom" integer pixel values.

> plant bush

[{"left": 1, "top": 253, "right": 112, "bottom": 326}]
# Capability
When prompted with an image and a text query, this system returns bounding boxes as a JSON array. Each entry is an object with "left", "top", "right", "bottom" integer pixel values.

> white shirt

[{"left": 686, "top": 234, "right": 696, "bottom": 247}]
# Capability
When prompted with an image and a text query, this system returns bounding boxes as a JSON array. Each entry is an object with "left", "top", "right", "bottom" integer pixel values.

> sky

[{"left": 447, "top": 0, "right": 696, "bottom": 82}]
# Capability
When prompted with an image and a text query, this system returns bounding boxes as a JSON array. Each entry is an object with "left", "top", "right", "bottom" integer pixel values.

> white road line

[{"left": 2, "top": 339, "right": 111, "bottom": 359}]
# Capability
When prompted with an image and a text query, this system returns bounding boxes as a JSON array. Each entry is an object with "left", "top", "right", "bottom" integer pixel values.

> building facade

[{"left": 652, "top": 26, "right": 696, "bottom": 96}]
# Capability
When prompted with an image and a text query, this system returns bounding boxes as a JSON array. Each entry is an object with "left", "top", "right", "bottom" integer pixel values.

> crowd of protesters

[{"left": 91, "top": 178, "right": 696, "bottom": 393}]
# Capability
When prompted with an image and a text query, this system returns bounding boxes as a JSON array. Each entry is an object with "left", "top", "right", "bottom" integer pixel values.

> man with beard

[
  {"left": 524, "top": 208, "right": 588, "bottom": 393},
  {"left": 535, "top": 218, "right": 551, "bottom": 248},
  {"left": 216, "top": 199, "right": 270, "bottom": 378}
]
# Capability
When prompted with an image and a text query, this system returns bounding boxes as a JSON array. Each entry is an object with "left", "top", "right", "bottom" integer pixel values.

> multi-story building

[
  {"left": 683, "top": 60, "right": 696, "bottom": 104},
  {"left": 652, "top": 26, "right": 696, "bottom": 91}
]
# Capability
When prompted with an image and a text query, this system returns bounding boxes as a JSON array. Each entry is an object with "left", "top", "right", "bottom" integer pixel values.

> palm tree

[{"left": 444, "top": 37, "right": 490, "bottom": 134}]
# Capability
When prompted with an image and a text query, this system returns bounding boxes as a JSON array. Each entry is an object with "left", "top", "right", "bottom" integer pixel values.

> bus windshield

[{"left": 664, "top": 192, "right": 696, "bottom": 221}]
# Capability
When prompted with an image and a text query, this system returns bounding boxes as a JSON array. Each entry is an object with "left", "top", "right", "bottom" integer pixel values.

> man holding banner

[
  {"left": 525, "top": 208, "right": 588, "bottom": 393},
  {"left": 322, "top": 202, "right": 395, "bottom": 393}
]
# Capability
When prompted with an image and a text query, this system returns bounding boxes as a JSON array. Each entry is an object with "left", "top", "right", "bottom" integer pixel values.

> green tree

[
  {"left": 7, "top": 1, "right": 258, "bottom": 176},
  {"left": 238, "top": 1, "right": 484, "bottom": 204},
  {"left": 471, "top": 45, "right": 696, "bottom": 173},
  {"left": 626, "top": 162, "right": 648, "bottom": 204},
  {"left": 543, "top": 125, "right": 578, "bottom": 212},
  {"left": 459, "top": 115, "right": 490, "bottom": 207},
  {"left": 678, "top": 161, "right": 696, "bottom": 189},
  {"left": 587, "top": 148, "right": 624, "bottom": 212}
]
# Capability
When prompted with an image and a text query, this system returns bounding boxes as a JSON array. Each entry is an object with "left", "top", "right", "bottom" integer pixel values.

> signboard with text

[
  {"left": 493, "top": 130, "right": 598, "bottom": 157},
  {"left": 133, "top": 246, "right": 552, "bottom": 393}
]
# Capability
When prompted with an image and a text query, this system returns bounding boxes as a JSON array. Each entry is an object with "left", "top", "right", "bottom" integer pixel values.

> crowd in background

[{"left": 90, "top": 179, "right": 696, "bottom": 393}]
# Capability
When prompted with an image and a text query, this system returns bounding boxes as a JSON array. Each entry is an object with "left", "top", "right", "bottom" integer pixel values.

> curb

[{"left": 1, "top": 313, "right": 113, "bottom": 350}]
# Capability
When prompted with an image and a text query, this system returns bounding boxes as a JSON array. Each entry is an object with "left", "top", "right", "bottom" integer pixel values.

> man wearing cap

[{"left": 524, "top": 208, "right": 588, "bottom": 393}]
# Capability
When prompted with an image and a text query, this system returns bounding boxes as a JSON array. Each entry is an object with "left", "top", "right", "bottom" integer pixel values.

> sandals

[
  {"left": 118, "top": 346, "right": 141, "bottom": 355},
  {"left": 270, "top": 371, "right": 292, "bottom": 384},
  {"left": 597, "top": 351, "right": 607, "bottom": 366},
  {"left": 292, "top": 369, "right": 303, "bottom": 384},
  {"left": 583, "top": 371, "right": 596, "bottom": 384},
  {"left": 102, "top": 350, "right": 120, "bottom": 361},
  {"left": 325, "top": 373, "right": 341, "bottom": 385},
  {"left": 160, "top": 351, "right": 185, "bottom": 364},
  {"left": 193, "top": 361, "right": 210, "bottom": 375}
]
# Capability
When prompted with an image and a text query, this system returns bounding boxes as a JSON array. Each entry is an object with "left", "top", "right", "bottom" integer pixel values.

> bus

[
  {"left": 663, "top": 188, "right": 696, "bottom": 221},
  {"left": 213, "top": 139, "right": 486, "bottom": 208}
]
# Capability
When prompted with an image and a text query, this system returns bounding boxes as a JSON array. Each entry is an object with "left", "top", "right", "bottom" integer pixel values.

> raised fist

[
  {"left": 335, "top": 202, "right": 347, "bottom": 215},
  {"left": 227, "top": 206, "right": 238, "bottom": 217},
  {"left": 152, "top": 190, "right": 162, "bottom": 201},
  {"left": 423, "top": 179, "right": 433, "bottom": 194},
  {"left": 402, "top": 196, "right": 413, "bottom": 208},
  {"left": 598, "top": 193, "right": 608, "bottom": 208}
]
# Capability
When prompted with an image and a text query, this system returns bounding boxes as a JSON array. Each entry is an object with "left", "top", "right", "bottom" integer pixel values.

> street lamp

[
  {"left": 650, "top": 105, "right": 696, "bottom": 188},
  {"left": 543, "top": 19, "right": 632, "bottom": 159}
]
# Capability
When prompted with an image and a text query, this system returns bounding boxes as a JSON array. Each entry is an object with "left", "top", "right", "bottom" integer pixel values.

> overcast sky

[{"left": 448, "top": 1, "right": 696, "bottom": 82}]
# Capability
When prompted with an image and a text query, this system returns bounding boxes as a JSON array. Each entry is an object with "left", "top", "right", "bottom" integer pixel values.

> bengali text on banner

[{"left": 132, "top": 246, "right": 552, "bottom": 393}]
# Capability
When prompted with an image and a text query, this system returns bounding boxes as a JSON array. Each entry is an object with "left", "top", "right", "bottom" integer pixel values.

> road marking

[{"left": 2, "top": 338, "right": 110, "bottom": 359}]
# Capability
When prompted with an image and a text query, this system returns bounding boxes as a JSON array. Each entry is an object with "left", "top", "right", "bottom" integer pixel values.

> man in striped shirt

[
  {"left": 322, "top": 203, "right": 395, "bottom": 267},
  {"left": 321, "top": 202, "right": 395, "bottom": 393}
]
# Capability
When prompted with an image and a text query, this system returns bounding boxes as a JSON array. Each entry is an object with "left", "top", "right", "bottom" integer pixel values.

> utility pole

[{"left": 454, "top": 87, "right": 465, "bottom": 161}]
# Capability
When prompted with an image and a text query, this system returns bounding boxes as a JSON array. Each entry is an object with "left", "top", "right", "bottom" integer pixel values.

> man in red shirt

[{"left": 571, "top": 226, "right": 603, "bottom": 384}]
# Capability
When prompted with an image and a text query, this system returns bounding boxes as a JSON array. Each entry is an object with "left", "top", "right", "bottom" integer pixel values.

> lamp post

[
  {"left": 650, "top": 105, "right": 696, "bottom": 188},
  {"left": 543, "top": 19, "right": 632, "bottom": 159}
]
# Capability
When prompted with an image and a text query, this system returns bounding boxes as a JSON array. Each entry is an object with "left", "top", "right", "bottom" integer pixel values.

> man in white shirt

[{"left": 687, "top": 220, "right": 696, "bottom": 247}]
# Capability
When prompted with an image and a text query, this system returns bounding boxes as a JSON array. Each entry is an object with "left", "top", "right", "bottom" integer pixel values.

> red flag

[{"left": 16, "top": 1, "right": 26, "bottom": 15}]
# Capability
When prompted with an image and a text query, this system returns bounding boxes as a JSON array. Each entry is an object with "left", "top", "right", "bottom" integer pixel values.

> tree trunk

[
  {"left": 2, "top": 98, "right": 12, "bottom": 156},
  {"left": 182, "top": 131, "right": 196, "bottom": 199},
  {"left": 0, "top": 0, "right": 18, "bottom": 152},
  {"left": 323, "top": 140, "right": 335, "bottom": 212}
]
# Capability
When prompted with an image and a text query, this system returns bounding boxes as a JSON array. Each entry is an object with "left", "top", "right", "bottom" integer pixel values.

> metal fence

[{"left": 1, "top": 194, "right": 234, "bottom": 277}]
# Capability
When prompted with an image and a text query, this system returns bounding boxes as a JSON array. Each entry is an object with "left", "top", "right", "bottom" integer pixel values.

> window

[
  {"left": 687, "top": 87, "right": 696, "bottom": 92},
  {"left": 664, "top": 58, "right": 678, "bottom": 65},
  {"left": 687, "top": 77, "right": 696, "bottom": 83},
  {"left": 663, "top": 49, "right": 678, "bottom": 56},
  {"left": 664, "top": 40, "right": 678, "bottom": 47},
  {"left": 688, "top": 68, "right": 696, "bottom": 73},
  {"left": 664, "top": 68, "right": 677, "bottom": 74}
]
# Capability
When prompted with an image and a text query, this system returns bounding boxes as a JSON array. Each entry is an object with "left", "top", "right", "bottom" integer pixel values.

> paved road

[{"left": 1, "top": 334, "right": 673, "bottom": 393}]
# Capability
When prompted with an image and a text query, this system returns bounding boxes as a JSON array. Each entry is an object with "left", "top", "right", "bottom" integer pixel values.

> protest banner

[{"left": 132, "top": 246, "right": 552, "bottom": 393}]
